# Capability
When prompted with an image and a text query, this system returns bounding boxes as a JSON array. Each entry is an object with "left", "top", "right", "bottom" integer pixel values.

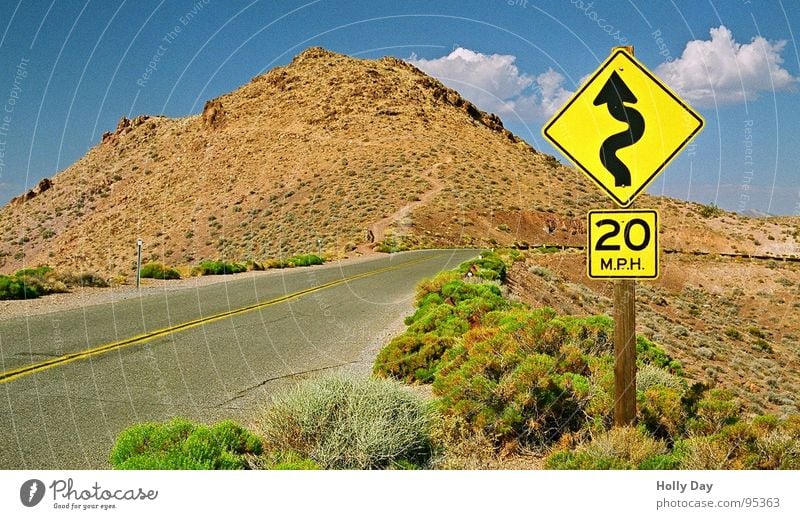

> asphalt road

[{"left": 0, "top": 249, "right": 478, "bottom": 469}]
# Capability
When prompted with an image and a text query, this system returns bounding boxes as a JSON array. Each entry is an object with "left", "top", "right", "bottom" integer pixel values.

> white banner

[{"left": 2, "top": 470, "right": 798, "bottom": 518}]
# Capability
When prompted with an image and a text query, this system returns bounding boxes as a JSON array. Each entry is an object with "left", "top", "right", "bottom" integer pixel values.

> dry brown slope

[{"left": 0, "top": 46, "right": 797, "bottom": 278}]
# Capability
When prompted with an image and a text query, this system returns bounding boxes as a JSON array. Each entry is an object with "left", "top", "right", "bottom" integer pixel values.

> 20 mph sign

[{"left": 587, "top": 209, "right": 659, "bottom": 279}]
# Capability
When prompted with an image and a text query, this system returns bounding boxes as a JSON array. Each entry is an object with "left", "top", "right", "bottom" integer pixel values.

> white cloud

[
  {"left": 656, "top": 26, "right": 798, "bottom": 106},
  {"left": 408, "top": 48, "right": 572, "bottom": 121}
]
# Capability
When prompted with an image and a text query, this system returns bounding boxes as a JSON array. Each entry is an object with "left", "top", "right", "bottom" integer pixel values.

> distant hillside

[
  {"left": 737, "top": 208, "right": 773, "bottom": 218},
  {"left": 0, "top": 46, "right": 798, "bottom": 277}
]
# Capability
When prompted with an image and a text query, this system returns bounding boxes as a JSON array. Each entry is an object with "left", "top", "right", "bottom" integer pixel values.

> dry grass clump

[
  {"left": 256, "top": 375, "right": 436, "bottom": 469},
  {"left": 545, "top": 427, "right": 672, "bottom": 469}
]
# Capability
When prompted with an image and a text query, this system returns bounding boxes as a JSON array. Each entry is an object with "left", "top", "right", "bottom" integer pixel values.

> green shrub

[
  {"left": 257, "top": 376, "right": 435, "bottom": 469},
  {"left": 109, "top": 418, "right": 262, "bottom": 470},
  {"left": 687, "top": 389, "right": 741, "bottom": 435},
  {"left": 638, "top": 386, "right": 686, "bottom": 441},
  {"left": 291, "top": 254, "right": 324, "bottom": 267},
  {"left": 679, "top": 416, "right": 800, "bottom": 469},
  {"left": 546, "top": 427, "right": 673, "bottom": 469},
  {"left": 1, "top": 265, "right": 110, "bottom": 299},
  {"left": 753, "top": 338, "right": 773, "bottom": 353},
  {"left": 373, "top": 235, "right": 411, "bottom": 254},
  {"left": 374, "top": 333, "right": 459, "bottom": 383},
  {"left": 376, "top": 264, "right": 689, "bottom": 452},
  {"left": 637, "top": 336, "right": 682, "bottom": 374},
  {"left": 246, "top": 260, "right": 265, "bottom": 271},
  {"left": 140, "top": 262, "right": 181, "bottom": 280},
  {"left": 697, "top": 203, "right": 723, "bottom": 218},
  {"left": 52, "top": 271, "right": 108, "bottom": 288},
  {"left": 724, "top": 328, "right": 742, "bottom": 340},
  {"left": 636, "top": 364, "right": 686, "bottom": 393},
  {"left": 426, "top": 309, "right": 620, "bottom": 449},
  {"left": 269, "top": 254, "right": 324, "bottom": 268},
  {"left": 374, "top": 279, "right": 508, "bottom": 382},
  {"left": 194, "top": 260, "right": 247, "bottom": 276},
  {"left": 0, "top": 274, "right": 42, "bottom": 299},
  {"left": 73, "top": 272, "right": 109, "bottom": 287},
  {"left": 414, "top": 271, "right": 461, "bottom": 305},
  {"left": 14, "top": 266, "right": 54, "bottom": 277},
  {"left": 250, "top": 450, "right": 321, "bottom": 470},
  {"left": 457, "top": 251, "right": 507, "bottom": 281},
  {"left": 499, "top": 248, "right": 523, "bottom": 264},
  {"left": 374, "top": 242, "right": 409, "bottom": 254},
  {"left": 0, "top": 265, "right": 106, "bottom": 299},
  {"left": 433, "top": 332, "right": 600, "bottom": 448}
]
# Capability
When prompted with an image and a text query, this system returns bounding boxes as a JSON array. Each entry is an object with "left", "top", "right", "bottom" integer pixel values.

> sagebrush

[{"left": 256, "top": 375, "right": 435, "bottom": 469}]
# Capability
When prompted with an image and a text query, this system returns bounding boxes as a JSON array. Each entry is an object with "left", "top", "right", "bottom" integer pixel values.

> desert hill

[{"left": 0, "top": 46, "right": 798, "bottom": 277}]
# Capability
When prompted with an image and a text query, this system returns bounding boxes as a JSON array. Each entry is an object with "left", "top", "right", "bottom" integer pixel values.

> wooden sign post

[
  {"left": 614, "top": 278, "right": 637, "bottom": 425},
  {"left": 542, "top": 45, "right": 704, "bottom": 426}
]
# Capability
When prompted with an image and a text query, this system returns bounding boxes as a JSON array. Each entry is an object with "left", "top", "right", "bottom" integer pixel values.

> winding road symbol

[
  {"left": 593, "top": 71, "right": 645, "bottom": 187},
  {"left": 541, "top": 48, "right": 704, "bottom": 207}
]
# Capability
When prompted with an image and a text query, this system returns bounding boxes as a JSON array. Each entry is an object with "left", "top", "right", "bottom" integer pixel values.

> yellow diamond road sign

[{"left": 543, "top": 48, "right": 704, "bottom": 207}]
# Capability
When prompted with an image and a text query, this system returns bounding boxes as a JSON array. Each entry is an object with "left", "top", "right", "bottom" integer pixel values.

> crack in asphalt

[{"left": 216, "top": 361, "right": 361, "bottom": 407}]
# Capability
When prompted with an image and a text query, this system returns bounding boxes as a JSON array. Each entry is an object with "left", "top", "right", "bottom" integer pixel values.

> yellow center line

[{"left": 0, "top": 253, "right": 444, "bottom": 385}]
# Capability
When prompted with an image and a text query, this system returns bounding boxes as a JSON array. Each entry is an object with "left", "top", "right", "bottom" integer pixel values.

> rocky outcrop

[
  {"left": 37, "top": 177, "right": 53, "bottom": 193},
  {"left": 417, "top": 75, "right": 533, "bottom": 148},
  {"left": 10, "top": 177, "right": 53, "bottom": 206},
  {"left": 202, "top": 99, "right": 225, "bottom": 129},
  {"left": 101, "top": 115, "right": 152, "bottom": 145}
]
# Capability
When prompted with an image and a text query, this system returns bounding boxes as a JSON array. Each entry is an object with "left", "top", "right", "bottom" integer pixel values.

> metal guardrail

[{"left": 511, "top": 243, "right": 800, "bottom": 263}]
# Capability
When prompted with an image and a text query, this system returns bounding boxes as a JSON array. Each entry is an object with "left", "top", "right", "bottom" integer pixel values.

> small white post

[{"left": 136, "top": 239, "right": 143, "bottom": 289}]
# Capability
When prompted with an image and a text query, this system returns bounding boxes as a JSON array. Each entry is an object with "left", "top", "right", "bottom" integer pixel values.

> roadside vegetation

[
  {"left": 140, "top": 262, "right": 181, "bottom": 280},
  {"left": 374, "top": 239, "right": 410, "bottom": 254},
  {"left": 192, "top": 259, "right": 249, "bottom": 276},
  {"left": 110, "top": 376, "right": 434, "bottom": 470},
  {"left": 254, "top": 376, "right": 434, "bottom": 469},
  {"left": 372, "top": 250, "right": 800, "bottom": 469},
  {"left": 267, "top": 254, "right": 324, "bottom": 268},
  {"left": 109, "top": 418, "right": 262, "bottom": 469},
  {"left": 190, "top": 254, "right": 325, "bottom": 277},
  {"left": 2, "top": 253, "right": 328, "bottom": 295},
  {"left": 108, "top": 249, "right": 798, "bottom": 470},
  {"left": 0, "top": 265, "right": 107, "bottom": 300}
]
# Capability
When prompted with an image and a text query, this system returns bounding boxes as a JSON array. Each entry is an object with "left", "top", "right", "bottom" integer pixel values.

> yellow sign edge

[
  {"left": 543, "top": 49, "right": 705, "bottom": 208},
  {"left": 586, "top": 208, "right": 660, "bottom": 280}
]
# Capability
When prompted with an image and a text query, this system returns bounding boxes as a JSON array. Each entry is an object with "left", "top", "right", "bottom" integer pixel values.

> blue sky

[{"left": 0, "top": 0, "right": 798, "bottom": 214}]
